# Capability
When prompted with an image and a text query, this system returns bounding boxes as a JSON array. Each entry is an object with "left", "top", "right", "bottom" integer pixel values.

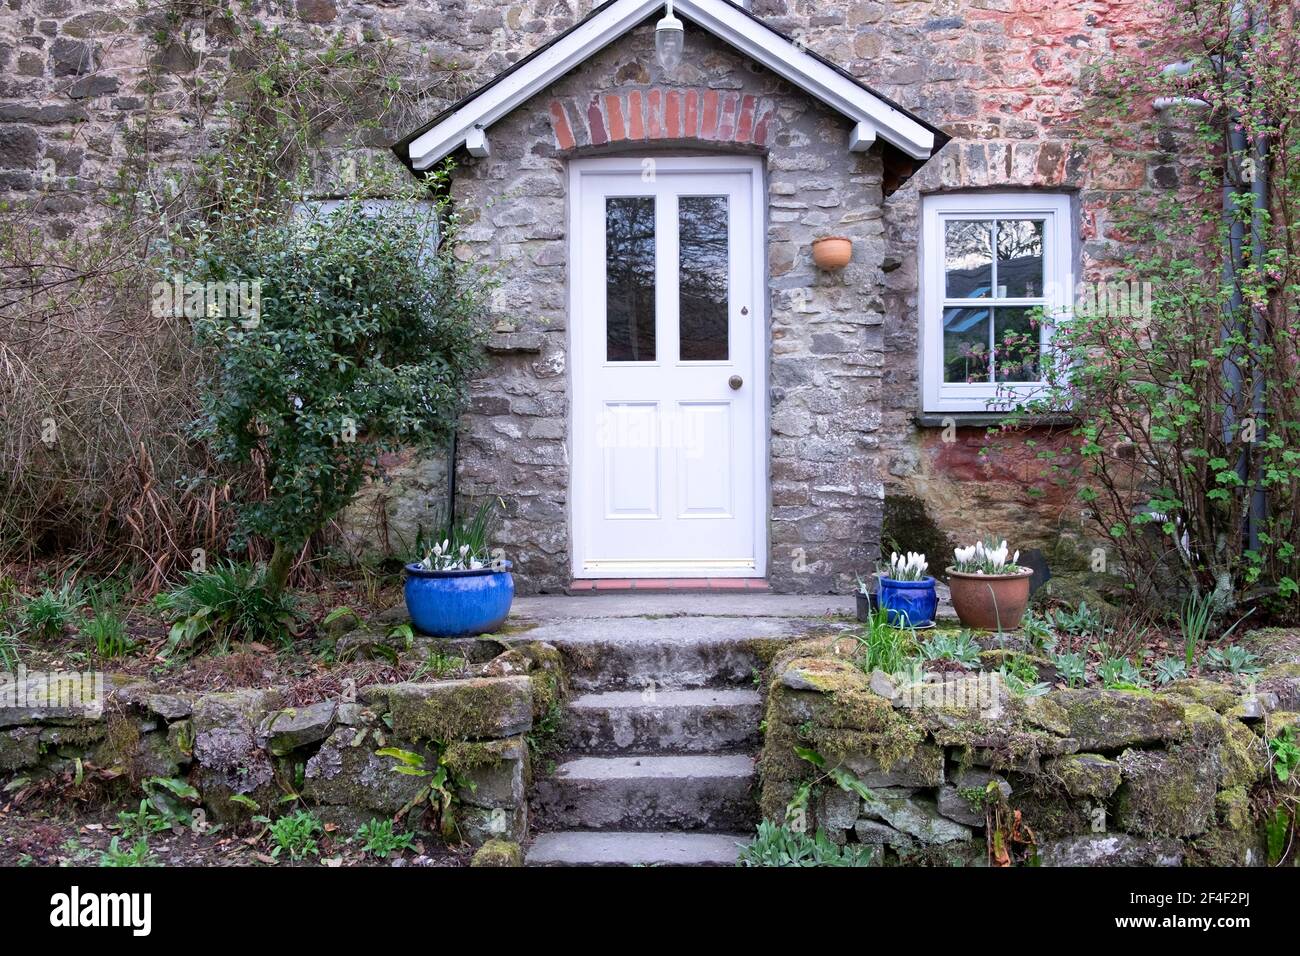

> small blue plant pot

[
  {"left": 877, "top": 575, "right": 937, "bottom": 628},
  {"left": 404, "top": 563, "right": 515, "bottom": 638}
]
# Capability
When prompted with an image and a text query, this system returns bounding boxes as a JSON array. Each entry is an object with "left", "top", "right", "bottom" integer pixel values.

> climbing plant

[{"left": 997, "top": 0, "right": 1300, "bottom": 619}]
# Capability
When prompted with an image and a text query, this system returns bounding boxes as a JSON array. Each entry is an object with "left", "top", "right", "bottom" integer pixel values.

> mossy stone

[
  {"left": 1115, "top": 746, "right": 1216, "bottom": 837},
  {"left": 363, "top": 677, "right": 533, "bottom": 742},
  {"left": 470, "top": 838, "right": 523, "bottom": 867},
  {"left": 1046, "top": 753, "right": 1122, "bottom": 800},
  {"left": 1160, "top": 678, "right": 1241, "bottom": 714},
  {"left": 1054, "top": 688, "right": 1185, "bottom": 750}
]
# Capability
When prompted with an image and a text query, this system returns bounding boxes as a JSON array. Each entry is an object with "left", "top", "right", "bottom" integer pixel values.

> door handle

[{"left": 728, "top": 375, "right": 743, "bottom": 390}]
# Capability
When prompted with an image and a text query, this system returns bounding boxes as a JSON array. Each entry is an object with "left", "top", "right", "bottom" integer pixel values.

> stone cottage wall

[
  {"left": 449, "top": 23, "right": 888, "bottom": 593},
  {"left": 0, "top": 0, "right": 1161, "bottom": 589}
]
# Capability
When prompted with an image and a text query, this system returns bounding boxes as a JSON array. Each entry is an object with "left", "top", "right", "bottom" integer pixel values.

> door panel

[{"left": 571, "top": 158, "right": 765, "bottom": 577}]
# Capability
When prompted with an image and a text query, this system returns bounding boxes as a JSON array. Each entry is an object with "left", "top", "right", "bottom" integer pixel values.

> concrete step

[
  {"left": 532, "top": 754, "right": 757, "bottom": 832},
  {"left": 514, "top": 615, "right": 835, "bottom": 691},
  {"left": 562, "top": 687, "right": 763, "bottom": 754},
  {"left": 527, "top": 830, "right": 748, "bottom": 867}
]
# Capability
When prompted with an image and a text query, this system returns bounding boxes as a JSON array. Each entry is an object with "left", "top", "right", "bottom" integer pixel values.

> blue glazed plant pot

[
  {"left": 877, "top": 575, "right": 937, "bottom": 628},
  {"left": 404, "top": 563, "right": 515, "bottom": 637}
]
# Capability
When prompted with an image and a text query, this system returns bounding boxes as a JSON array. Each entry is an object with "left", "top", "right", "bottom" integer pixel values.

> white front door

[{"left": 570, "top": 157, "right": 766, "bottom": 579}]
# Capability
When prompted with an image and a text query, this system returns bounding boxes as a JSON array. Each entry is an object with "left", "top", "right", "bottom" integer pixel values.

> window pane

[
  {"left": 944, "top": 220, "right": 992, "bottom": 298},
  {"left": 606, "top": 196, "right": 656, "bottom": 362},
  {"left": 996, "top": 219, "right": 1044, "bottom": 297},
  {"left": 993, "top": 306, "right": 1041, "bottom": 382},
  {"left": 678, "top": 195, "right": 729, "bottom": 361},
  {"left": 943, "top": 305, "right": 991, "bottom": 383}
]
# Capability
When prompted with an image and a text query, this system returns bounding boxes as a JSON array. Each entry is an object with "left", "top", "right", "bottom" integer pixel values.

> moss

[
  {"left": 469, "top": 838, "right": 522, "bottom": 867},
  {"left": 1160, "top": 678, "right": 1241, "bottom": 714},
  {"left": 1185, "top": 823, "right": 1262, "bottom": 867},
  {"left": 1010, "top": 777, "right": 1095, "bottom": 838},
  {"left": 1239, "top": 627, "right": 1300, "bottom": 667},
  {"left": 1262, "top": 711, "right": 1300, "bottom": 737},
  {"left": 370, "top": 677, "right": 533, "bottom": 743},
  {"left": 1045, "top": 753, "right": 1122, "bottom": 800},
  {"left": 1053, "top": 687, "right": 1185, "bottom": 750},
  {"left": 1115, "top": 746, "right": 1216, "bottom": 838},
  {"left": 978, "top": 648, "right": 1052, "bottom": 681},
  {"left": 1218, "top": 716, "right": 1267, "bottom": 790},
  {"left": 442, "top": 738, "right": 509, "bottom": 777},
  {"left": 1215, "top": 786, "right": 1252, "bottom": 831}
]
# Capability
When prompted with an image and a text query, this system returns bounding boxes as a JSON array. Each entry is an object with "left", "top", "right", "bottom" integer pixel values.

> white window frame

[{"left": 920, "top": 192, "right": 1074, "bottom": 414}]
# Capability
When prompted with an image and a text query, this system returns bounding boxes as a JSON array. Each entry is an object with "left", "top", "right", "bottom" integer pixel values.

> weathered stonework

[
  {"left": 449, "top": 23, "right": 888, "bottom": 593},
  {"left": 0, "top": 0, "right": 1161, "bottom": 589},
  {"left": 759, "top": 636, "right": 1282, "bottom": 866}
]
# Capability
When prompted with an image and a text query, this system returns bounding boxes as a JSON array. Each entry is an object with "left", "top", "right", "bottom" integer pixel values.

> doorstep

[{"left": 566, "top": 578, "right": 771, "bottom": 594}]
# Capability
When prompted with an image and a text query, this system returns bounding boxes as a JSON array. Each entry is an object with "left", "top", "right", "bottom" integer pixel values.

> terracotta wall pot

[
  {"left": 812, "top": 236, "right": 852, "bottom": 269},
  {"left": 945, "top": 568, "right": 1033, "bottom": 631}
]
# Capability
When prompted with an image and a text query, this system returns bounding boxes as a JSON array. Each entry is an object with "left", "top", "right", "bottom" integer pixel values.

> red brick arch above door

[{"left": 548, "top": 88, "right": 777, "bottom": 152}]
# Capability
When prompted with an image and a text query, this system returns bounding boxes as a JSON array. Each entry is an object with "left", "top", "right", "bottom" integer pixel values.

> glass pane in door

[
  {"left": 606, "top": 196, "right": 656, "bottom": 362},
  {"left": 678, "top": 195, "right": 729, "bottom": 361}
]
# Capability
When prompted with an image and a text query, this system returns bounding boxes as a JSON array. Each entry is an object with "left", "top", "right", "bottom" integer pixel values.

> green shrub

[
  {"left": 84, "top": 611, "right": 132, "bottom": 658},
  {"left": 737, "top": 822, "right": 877, "bottom": 867},
  {"left": 98, "top": 837, "right": 158, "bottom": 868},
  {"left": 919, "top": 631, "right": 981, "bottom": 668},
  {"left": 1153, "top": 656, "right": 1188, "bottom": 685},
  {"left": 154, "top": 561, "right": 300, "bottom": 657},
  {"left": 266, "top": 810, "right": 323, "bottom": 860},
  {"left": 187, "top": 195, "right": 490, "bottom": 595},
  {"left": 1270, "top": 727, "right": 1300, "bottom": 783},
  {"left": 354, "top": 819, "right": 416, "bottom": 858},
  {"left": 20, "top": 582, "right": 83, "bottom": 641},
  {"left": 854, "top": 607, "right": 917, "bottom": 675},
  {"left": 1202, "top": 645, "right": 1262, "bottom": 675}
]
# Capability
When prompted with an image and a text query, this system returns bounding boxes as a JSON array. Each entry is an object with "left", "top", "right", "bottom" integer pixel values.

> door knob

[{"left": 728, "top": 375, "right": 743, "bottom": 390}]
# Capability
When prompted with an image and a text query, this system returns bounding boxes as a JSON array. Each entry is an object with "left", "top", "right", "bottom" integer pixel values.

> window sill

[{"left": 913, "top": 411, "right": 1078, "bottom": 429}]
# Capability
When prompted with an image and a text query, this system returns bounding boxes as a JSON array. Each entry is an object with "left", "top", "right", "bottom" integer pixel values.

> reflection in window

[
  {"left": 943, "top": 306, "right": 991, "bottom": 383},
  {"left": 678, "top": 196, "right": 729, "bottom": 361},
  {"left": 944, "top": 220, "right": 992, "bottom": 298},
  {"left": 606, "top": 197, "right": 656, "bottom": 362},
  {"left": 995, "top": 219, "right": 1044, "bottom": 297},
  {"left": 993, "top": 306, "right": 1040, "bottom": 381}
]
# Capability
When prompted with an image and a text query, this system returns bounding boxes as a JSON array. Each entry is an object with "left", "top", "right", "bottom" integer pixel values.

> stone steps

[
  {"left": 562, "top": 687, "right": 763, "bottom": 754},
  {"left": 531, "top": 753, "right": 758, "bottom": 832},
  {"left": 514, "top": 615, "right": 831, "bottom": 691},
  {"left": 520, "top": 612, "right": 814, "bottom": 865},
  {"left": 527, "top": 830, "right": 747, "bottom": 867}
]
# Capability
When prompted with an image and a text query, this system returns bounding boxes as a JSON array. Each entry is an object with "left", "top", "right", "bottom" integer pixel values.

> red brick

[
  {"left": 753, "top": 104, "right": 772, "bottom": 146},
  {"left": 707, "top": 578, "right": 748, "bottom": 589},
  {"left": 701, "top": 90, "right": 719, "bottom": 139},
  {"left": 648, "top": 89, "right": 664, "bottom": 138},
  {"left": 587, "top": 97, "right": 607, "bottom": 145},
  {"left": 735, "top": 94, "right": 756, "bottom": 142},
  {"left": 594, "top": 578, "right": 633, "bottom": 589},
  {"left": 684, "top": 90, "right": 699, "bottom": 137},
  {"left": 627, "top": 90, "right": 645, "bottom": 140},
  {"left": 568, "top": 579, "right": 595, "bottom": 591},
  {"left": 604, "top": 94, "right": 626, "bottom": 141},
  {"left": 717, "top": 92, "right": 738, "bottom": 141},
  {"left": 549, "top": 100, "right": 575, "bottom": 151},
  {"left": 665, "top": 90, "right": 682, "bottom": 138}
]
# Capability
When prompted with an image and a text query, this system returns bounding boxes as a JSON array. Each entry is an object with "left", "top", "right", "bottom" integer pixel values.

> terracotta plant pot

[
  {"left": 812, "top": 236, "right": 852, "bottom": 270},
  {"left": 945, "top": 568, "right": 1034, "bottom": 631}
]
